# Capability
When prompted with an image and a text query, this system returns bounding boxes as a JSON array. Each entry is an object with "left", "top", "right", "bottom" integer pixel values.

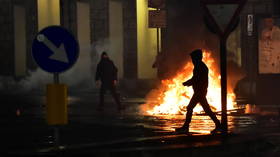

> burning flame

[{"left": 145, "top": 50, "right": 236, "bottom": 115}]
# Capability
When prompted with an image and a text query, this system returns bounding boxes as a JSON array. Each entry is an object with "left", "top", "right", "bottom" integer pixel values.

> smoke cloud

[
  {"left": 161, "top": 0, "right": 245, "bottom": 85},
  {"left": 0, "top": 38, "right": 116, "bottom": 93}
]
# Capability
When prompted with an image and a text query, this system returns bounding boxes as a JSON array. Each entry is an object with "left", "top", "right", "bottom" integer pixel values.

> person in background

[{"left": 95, "top": 52, "right": 123, "bottom": 111}]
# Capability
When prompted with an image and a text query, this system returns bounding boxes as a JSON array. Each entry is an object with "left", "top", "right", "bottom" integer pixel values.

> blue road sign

[{"left": 32, "top": 26, "right": 79, "bottom": 73}]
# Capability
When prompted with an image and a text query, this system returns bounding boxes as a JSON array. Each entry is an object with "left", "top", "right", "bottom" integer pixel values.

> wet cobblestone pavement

[{"left": 1, "top": 92, "right": 280, "bottom": 156}]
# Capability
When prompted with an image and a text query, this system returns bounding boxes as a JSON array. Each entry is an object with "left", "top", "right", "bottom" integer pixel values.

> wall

[
  {"left": 14, "top": 5, "right": 26, "bottom": 77},
  {"left": 241, "top": 0, "right": 274, "bottom": 77},
  {"left": 227, "top": 25, "right": 242, "bottom": 67},
  {"left": 73, "top": 1, "right": 92, "bottom": 83},
  {"left": 60, "top": 0, "right": 77, "bottom": 37},
  {"left": 25, "top": 0, "right": 38, "bottom": 71},
  {"left": 37, "top": 0, "right": 60, "bottom": 30},
  {"left": 90, "top": 0, "right": 109, "bottom": 42},
  {"left": 109, "top": 0, "right": 124, "bottom": 78},
  {"left": 137, "top": 0, "right": 157, "bottom": 79},
  {"left": 0, "top": 0, "right": 14, "bottom": 75},
  {"left": 123, "top": 0, "right": 138, "bottom": 79},
  {"left": 239, "top": 0, "right": 277, "bottom": 105}
]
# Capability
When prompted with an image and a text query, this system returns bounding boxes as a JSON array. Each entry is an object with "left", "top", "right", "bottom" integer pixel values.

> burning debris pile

[{"left": 144, "top": 50, "right": 237, "bottom": 115}]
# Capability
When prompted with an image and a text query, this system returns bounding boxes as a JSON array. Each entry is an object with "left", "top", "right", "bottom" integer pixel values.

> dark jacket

[
  {"left": 187, "top": 61, "right": 208, "bottom": 93},
  {"left": 95, "top": 58, "right": 118, "bottom": 84}
]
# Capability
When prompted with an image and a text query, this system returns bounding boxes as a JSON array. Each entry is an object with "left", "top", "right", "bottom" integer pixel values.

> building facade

[
  {"left": 239, "top": 0, "right": 279, "bottom": 105},
  {"left": 1, "top": 0, "right": 279, "bottom": 101},
  {"left": 0, "top": 0, "right": 163, "bottom": 91}
]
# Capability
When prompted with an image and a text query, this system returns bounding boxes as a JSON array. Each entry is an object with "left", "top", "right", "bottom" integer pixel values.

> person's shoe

[
  {"left": 210, "top": 127, "right": 223, "bottom": 134},
  {"left": 175, "top": 126, "right": 189, "bottom": 134}
]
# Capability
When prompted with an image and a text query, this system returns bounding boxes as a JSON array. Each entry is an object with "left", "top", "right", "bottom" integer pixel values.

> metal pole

[
  {"left": 157, "top": 27, "right": 160, "bottom": 54},
  {"left": 156, "top": 8, "right": 160, "bottom": 78},
  {"left": 156, "top": 8, "right": 160, "bottom": 55},
  {"left": 220, "top": 37, "right": 228, "bottom": 133},
  {"left": 54, "top": 126, "right": 60, "bottom": 148},
  {"left": 53, "top": 72, "right": 60, "bottom": 148},
  {"left": 54, "top": 73, "right": 60, "bottom": 84}
]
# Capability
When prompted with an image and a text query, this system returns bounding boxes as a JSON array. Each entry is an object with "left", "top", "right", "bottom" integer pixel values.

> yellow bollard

[{"left": 46, "top": 84, "right": 68, "bottom": 125}]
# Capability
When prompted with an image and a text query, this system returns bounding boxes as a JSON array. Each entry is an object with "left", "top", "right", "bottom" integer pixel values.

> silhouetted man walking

[
  {"left": 176, "top": 49, "right": 222, "bottom": 134},
  {"left": 95, "top": 52, "right": 122, "bottom": 110}
]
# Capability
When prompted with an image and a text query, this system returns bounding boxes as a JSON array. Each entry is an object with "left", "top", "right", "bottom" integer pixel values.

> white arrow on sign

[{"left": 37, "top": 34, "right": 69, "bottom": 63}]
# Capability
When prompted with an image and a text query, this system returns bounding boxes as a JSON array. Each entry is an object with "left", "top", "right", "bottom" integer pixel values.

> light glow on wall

[
  {"left": 137, "top": 0, "right": 158, "bottom": 79},
  {"left": 37, "top": 0, "right": 60, "bottom": 30}
]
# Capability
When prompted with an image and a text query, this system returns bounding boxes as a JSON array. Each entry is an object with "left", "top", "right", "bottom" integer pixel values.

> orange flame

[{"left": 145, "top": 50, "right": 236, "bottom": 115}]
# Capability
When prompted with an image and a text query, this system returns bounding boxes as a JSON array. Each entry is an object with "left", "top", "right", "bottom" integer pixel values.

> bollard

[{"left": 46, "top": 84, "right": 68, "bottom": 125}]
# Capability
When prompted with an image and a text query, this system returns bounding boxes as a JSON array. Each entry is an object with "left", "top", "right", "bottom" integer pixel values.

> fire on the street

[{"left": 145, "top": 50, "right": 237, "bottom": 115}]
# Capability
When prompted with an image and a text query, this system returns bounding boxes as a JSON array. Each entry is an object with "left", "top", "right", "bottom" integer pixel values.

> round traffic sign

[{"left": 32, "top": 26, "right": 79, "bottom": 73}]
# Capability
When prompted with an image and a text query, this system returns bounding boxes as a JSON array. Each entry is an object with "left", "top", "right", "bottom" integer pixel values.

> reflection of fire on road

[{"left": 143, "top": 50, "right": 237, "bottom": 115}]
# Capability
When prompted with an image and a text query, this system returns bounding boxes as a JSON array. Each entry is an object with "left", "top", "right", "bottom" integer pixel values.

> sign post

[
  {"left": 148, "top": 0, "right": 166, "bottom": 78},
  {"left": 32, "top": 25, "right": 79, "bottom": 147},
  {"left": 201, "top": 0, "right": 247, "bottom": 134},
  {"left": 148, "top": 9, "right": 166, "bottom": 55}
]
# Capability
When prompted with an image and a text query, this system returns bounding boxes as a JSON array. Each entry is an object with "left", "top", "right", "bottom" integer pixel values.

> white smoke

[
  {"left": 19, "top": 69, "right": 52, "bottom": 92},
  {"left": 94, "top": 38, "right": 110, "bottom": 55},
  {"left": 0, "top": 38, "right": 116, "bottom": 93},
  {"left": 0, "top": 76, "right": 21, "bottom": 93}
]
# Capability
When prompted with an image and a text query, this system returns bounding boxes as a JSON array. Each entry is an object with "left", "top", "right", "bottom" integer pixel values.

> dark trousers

[
  {"left": 183, "top": 91, "right": 221, "bottom": 128},
  {"left": 99, "top": 83, "right": 121, "bottom": 107}
]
